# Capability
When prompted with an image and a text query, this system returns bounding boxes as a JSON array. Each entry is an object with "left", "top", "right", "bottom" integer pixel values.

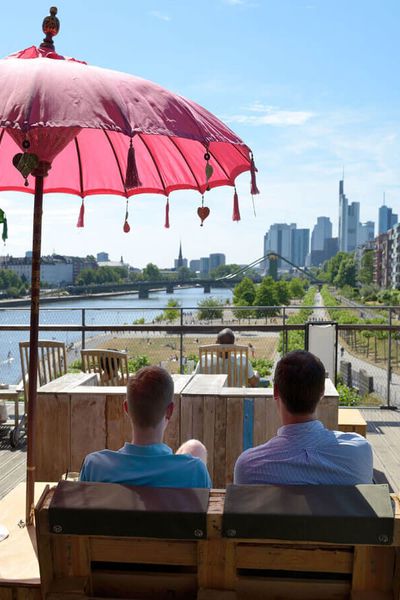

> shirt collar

[
  {"left": 277, "top": 420, "right": 324, "bottom": 437},
  {"left": 120, "top": 443, "right": 173, "bottom": 456}
]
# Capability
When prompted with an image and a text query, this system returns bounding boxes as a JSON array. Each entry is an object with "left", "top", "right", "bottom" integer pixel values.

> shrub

[{"left": 128, "top": 355, "right": 151, "bottom": 373}]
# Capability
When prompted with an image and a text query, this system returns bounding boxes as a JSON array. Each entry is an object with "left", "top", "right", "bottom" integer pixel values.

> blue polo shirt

[{"left": 80, "top": 443, "right": 212, "bottom": 489}]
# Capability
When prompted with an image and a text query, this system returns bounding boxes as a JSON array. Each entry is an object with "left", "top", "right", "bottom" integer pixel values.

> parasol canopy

[{"left": 0, "top": 7, "right": 260, "bottom": 523}]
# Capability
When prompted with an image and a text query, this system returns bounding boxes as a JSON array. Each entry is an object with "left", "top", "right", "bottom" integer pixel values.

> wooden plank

[
  {"left": 180, "top": 395, "right": 193, "bottom": 446},
  {"left": 183, "top": 375, "right": 227, "bottom": 396},
  {"left": 191, "top": 396, "right": 204, "bottom": 442},
  {"left": 265, "top": 397, "right": 281, "bottom": 442},
  {"left": 197, "top": 539, "right": 236, "bottom": 592},
  {"left": 338, "top": 408, "right": 367, "bottom": 437},
  {"left": 237, "top": 577, "right": 350, "bottom": 600},
  {"left": 90, "top": 538, "right": 197, "bottom": 565},
  {"left": 352, "top": 546, "right": 395, "bottom": 593},
  {"left": 316, "top": 396, "right": 338, "bottom": 430},
  {"left": 105, "top": 393, "right": 130, "bottom": 451},
  {"left": 203, "top": 397, "right": 216, "bottom": 478},
  {"left": 70, "top": 394, "right": 106, "bottom": 472},
  {"left": 164, "top": 393, "right": 181, "bottom": 452},
  {"left": 235, "top": 544, "right": 353, "bottom": 574},
  {"left": 36, "top": 393, "right": 70, "bottom": 481},
  {"left": 253, "top": 397, "right": 267, "bottom": 446},
  {"left": 92, "top": 571, "right": 197, "bottom": 599},
  {"left": 213, "top": 397, "right": 227, "bottom": 489},
  {"left": 225, "top": 398, "right": 243, "bottom": 485},
  {"left": 171, "top": 374, "right": 193, "bottom": 396}
]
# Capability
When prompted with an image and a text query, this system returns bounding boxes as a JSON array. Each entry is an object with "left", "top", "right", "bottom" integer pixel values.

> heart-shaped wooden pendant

[
  {"left": 197, "top": 206, "right": 210, "bottom": 226},
  {"left": 12, "top": 152, "right": 39, "bottom": 179}
]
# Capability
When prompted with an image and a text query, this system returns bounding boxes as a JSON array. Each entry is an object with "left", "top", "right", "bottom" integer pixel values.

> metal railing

[{"left": 0, "top": 305, "right": 400, "bottom": 407}]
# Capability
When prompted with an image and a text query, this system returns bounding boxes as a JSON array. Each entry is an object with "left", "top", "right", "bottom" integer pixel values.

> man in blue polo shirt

[
  {"left": 234, "top": 350, "right": 373, "bottom": 485},
  {"left": 80, "top": 365, "right": 211, "bottom": 488}
]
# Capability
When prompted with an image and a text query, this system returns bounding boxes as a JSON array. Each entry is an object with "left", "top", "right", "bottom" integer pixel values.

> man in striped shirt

[{"left": 234, "top": 350, "right": 373, "bottom": 485}]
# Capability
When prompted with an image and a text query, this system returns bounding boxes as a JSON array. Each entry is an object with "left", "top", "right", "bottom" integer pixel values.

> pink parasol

[{"left": 0, "top": 7, "right": 260, "bottom": 522}]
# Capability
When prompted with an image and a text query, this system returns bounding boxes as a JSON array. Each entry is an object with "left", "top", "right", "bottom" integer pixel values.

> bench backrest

[
  {"left": 81, "top": 349, "right": 129, "bottom": 386},
  {"left": 198, "top": 344, "right": 249, "bottom": 387}
]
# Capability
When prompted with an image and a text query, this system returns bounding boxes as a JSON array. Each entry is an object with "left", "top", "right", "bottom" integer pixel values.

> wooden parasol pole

[{"left": 25, "top": 161, "right": 51, "bottom": 525}]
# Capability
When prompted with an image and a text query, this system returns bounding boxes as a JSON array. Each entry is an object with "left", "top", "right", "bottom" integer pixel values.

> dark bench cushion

[
  {"left": 222, "top": 484, "right": 394, "bottom": 544},
  {"left": 49, "top": 481, "right": 209, "bottom": 539}
]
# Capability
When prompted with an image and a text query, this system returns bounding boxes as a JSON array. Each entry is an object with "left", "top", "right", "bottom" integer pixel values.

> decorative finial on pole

[{"left": 40, "top": 7, "right": 60, "bottom": 50}]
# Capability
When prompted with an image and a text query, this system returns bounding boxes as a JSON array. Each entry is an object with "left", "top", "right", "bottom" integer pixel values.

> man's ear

[
  {"left": 123, "top": 399, "right": 129, "bottom": 415},
  {"left": 165, "top": 401, "right": 174, "bottom": 420},
  {"left": 273, "top": 383, "right": 279, "bottom": 402}
]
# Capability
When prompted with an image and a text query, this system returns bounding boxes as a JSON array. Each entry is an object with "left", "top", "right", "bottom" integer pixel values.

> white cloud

[
  {"left": 149, "top": 10, "right": 171, "bottom": 22},
  {"left": 224, "top": 105, "right": 314, "bottom": 126}
]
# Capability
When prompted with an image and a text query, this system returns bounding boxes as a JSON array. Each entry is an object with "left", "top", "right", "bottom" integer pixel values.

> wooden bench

[
  {"left": 35, "top": 482, "right": 400, "bottom": 600},
  {"left": 338, "top": 408, "right": 367, "bottom": 437}
]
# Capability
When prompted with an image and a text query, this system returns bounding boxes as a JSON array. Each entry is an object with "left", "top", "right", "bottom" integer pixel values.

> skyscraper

[
  {"left": 338, "top": 179, "right": 360, "bottom": 252},
  {"left": 379, "top": 202, "right": 398, "bottom": 235},
  {"left": 264, "top": 223, "right": 296, "bottom": 269},
  {"left": 291, "top": 229, "right": 309, "bottom": 267},
  {"left": 311, "top": 217, "right": 332, "bottom": 251}
]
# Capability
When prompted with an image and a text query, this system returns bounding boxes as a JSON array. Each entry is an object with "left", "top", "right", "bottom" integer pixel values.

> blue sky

[{"left": 0, "top": 0, "right": 399, "bottom": 267}]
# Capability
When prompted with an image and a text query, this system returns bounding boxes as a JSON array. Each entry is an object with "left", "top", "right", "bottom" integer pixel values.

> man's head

[
  {"left": 274, "top": 350, "right": 325, "bottom": 416},
  {"left": 126, "top": 366, "right": 174, "bottom": 428},
  {"left": 217, "top": 328, "right": 235, "bottom": 345}
]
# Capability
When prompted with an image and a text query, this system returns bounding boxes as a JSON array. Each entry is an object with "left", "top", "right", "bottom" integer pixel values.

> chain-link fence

[{"left": 1, "top": 304, "right": 400, "bottom": 407}]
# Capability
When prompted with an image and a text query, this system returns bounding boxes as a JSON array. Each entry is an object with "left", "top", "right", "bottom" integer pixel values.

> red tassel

[
  {"left": 123, "top": 200, "right": 130, "bottom": 232},
  {"left": 76, "top": 199, "right": 84, "bottom": 228},
  {"left": 233, "top": 188, "right": 241, "bottom": 222},
  {"left": 250, "top": 153, "right": 260, "bottom": 195},
  {"left": 164, "top": 197, "right": 170, "bottom": 228},
  {"left": 125, "top": 137, "right": 141, "bottom": 189}
]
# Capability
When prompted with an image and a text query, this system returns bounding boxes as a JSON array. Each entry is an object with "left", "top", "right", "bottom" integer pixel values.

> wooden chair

[
  {"left": 198, "top": 344, "right": 249, "bottom": 387},
  {"left": 81, "top": 349, "right": 129, "bottom": 386},
  {"left": 12, "top": 340, "right": 67, "bottom": 447}
]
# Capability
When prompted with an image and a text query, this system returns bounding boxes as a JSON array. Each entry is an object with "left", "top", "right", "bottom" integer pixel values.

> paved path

[{"left": 315, "top": 292, "right": 400, "bottom": 407}]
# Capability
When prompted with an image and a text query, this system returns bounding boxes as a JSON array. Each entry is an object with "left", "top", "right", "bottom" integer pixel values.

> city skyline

[{"left": 0, "top": 1, "right": 398, "bottom": 268}]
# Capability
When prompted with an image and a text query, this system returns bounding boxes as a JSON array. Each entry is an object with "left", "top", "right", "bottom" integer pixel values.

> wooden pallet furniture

[
  {"left": 35, "top": 482, "right": 400, "bottom": 600},
  {"left": 338, "top": 407, "right": 368, "bottom": 437},
  {"left": 81, "top": 349, "right": 129, "bottom": 386},
  {"left": 181, "top": 375, "right": 339, "bottom": 488},
  {"left": 34, "top": 373, "right": 192, "bottom": 481},
  {"left": 198, "top": 344, "right": 249, "bottom": 387}
]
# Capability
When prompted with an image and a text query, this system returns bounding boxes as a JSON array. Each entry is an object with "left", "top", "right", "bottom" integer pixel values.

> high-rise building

[
  {"left": 379, "top": 203, "right": 398, "bottom": 235},
  {"left": 264, "top": 223, "right": 296, "bottom": 270},
  {"left": 311, "top": 217, "right": 332, "bottom": 251},
  {"left": 189, "top": 259, "right": 200, "bottom": 272},
  {"left": 209, "top": 253, "right": 225, "bottom": 272},
  {"left": 291, "top": 229, "right": 309, "bottom": 267},
  {"left": 200, "top": 257, "right": 210, "bottom": 275},
  {"left": 338, "top": 180, "right": 360, "bottom": 252},
  {"left": 358, "top": 221, "right": 375, "bottom": 246},
  {"left": 97, "top": 252, "right": 109, "bottom": 262}
]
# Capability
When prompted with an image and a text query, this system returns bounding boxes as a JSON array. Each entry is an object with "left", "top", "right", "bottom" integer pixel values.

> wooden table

[
  {"left": 0, "top": 385, "right": 21, "bottom": 427},
  {"left": 181, "top": 375, "right": 340, "bottom": 487}
]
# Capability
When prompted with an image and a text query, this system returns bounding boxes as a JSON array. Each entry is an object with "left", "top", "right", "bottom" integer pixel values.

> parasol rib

[
  {"left": 73, "top": 137, "right": 84, "bottom": 198},
  {"left": 206, "top": 146, "right": 233, "bottom": 184},
  {"left": 167, "top": 137, "right": 201, "bottom": 191},
  {"left": 138, "top": 134, "right": 167, "bottom": 194},
  {"left": 103, "top": 130, "right": 128, "bottom": 196}
]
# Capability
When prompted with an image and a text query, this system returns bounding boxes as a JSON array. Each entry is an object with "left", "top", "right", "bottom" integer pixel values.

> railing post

[
  {"left": 282, "top": 307, "right": 287, "bottom": 355},
  {"left": 385, "top": 307, "right": 392, "bottom": 408},
  {"left": 81, "top": 308, "right": 86, "bottom": 350},
  {"left": 179, "top": 307, "right": 184, "bottom": 374}
]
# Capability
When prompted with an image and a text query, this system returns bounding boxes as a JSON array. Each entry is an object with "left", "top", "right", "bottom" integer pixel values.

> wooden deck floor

[
  {"left": 1, "top": 409, "right": 400, "bottom": 498},
  {"left": 361, "top": 407, "right": 400, "bottom": 493}
]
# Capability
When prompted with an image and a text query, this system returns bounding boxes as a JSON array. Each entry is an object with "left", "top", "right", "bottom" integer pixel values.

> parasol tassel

[
  {"left": 250, "top": 153, "right": 260, "bottom": 195},
  {"left": 233, "top": 187, "right": 241, "bottom": 222},
  {"left": 125, "top": 137, "right": 141, "bottom": 189},
  {"left": 164, "top": 197, "right": 170, "bottom": 228},
  {"left": 123, "top": 200, "right": 131, "bottom": 232},
  {"left": 0, "top": 209, "right": 7, "bottom": 242},
  {"left": 76, "top": 199, "right": 85, "bottom": 228}
]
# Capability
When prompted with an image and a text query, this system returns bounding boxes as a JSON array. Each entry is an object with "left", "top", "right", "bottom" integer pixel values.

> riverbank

[{"left": 0, "top": 289, "right": 143, "bottom": 307}]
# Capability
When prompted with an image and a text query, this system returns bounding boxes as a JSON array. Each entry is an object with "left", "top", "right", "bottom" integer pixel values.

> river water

[{"left": 0, "top": 287, "right": 232, "bottom": 384}]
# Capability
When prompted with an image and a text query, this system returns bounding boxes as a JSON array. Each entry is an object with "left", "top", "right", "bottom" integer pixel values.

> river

[{"left": 0, "top": 287, "right": 232, "bottom": 385}]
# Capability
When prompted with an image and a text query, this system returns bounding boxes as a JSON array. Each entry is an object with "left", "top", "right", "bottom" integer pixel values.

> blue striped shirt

[{"left": 234, "top": 420, "right": 373, "bottom": 485}]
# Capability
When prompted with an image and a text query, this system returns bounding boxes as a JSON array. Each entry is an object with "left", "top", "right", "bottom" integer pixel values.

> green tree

[
  {"left": 334, "top": 255, "right": 356, "bottom": 288},
  {"left": 253, "top": 277, "right": 279, "bottom": 317},
  {"left": 197, "top": 297, "right": 224, "bottom": 320},
  {"left": 358, "top": 249, "right": 374, "bottom": 286},
  {"left": 275, "top": 280, "right": 290, "bottom": 305},
  {"left": 233, "top": 277, "right": 256, "bottom": 305},
  {"left": 177, "top": 266, "right": 196, "bottom": 281},
  {"left": 163, "top": 299, "right": 181, "bottom": 321},
  {"left": 142, "top": 263, "right": 161, "bottom": 280},
  {"left": 209, "top": 264, "right": 241, "bottom": 279},
  {"left": 289, "top": 277, "right": 306, "bottom": 299}
]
